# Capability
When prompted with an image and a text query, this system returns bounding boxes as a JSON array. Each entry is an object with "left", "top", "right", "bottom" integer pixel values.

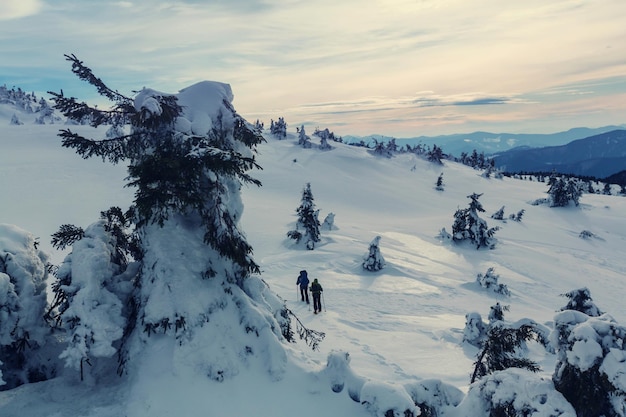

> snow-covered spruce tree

[
  {"left": 559, "top": 287, "right": 602, "bottom": 317},
  {"left": 451, "top": 193, "right": 499, "bottom": 249},
  {"left": 297, "top": 124, "right": 311, "bottom": 148},
  {"left": 362, "top": 236, "right": 386, "bottom": 272},
  {"left": 270, "top": 116, "right": 287, "bottom": 139},
  {"left": 0, "top": 224, "right": 53, "bottom": 390},
  {"left": 551, "top": 309, "right": 626, "bottom": 417},
  {"left": 470, "top": 319, "right": 541, "bottom": 384},
  {"left": 287, "top": 182, "right": 321, "bottom": 250},
  {"left": 316, "top": 128, "right": 333, "bottom": 150},
  {"left": 49, "top": 54, "right": 297, "bottom": 381}
]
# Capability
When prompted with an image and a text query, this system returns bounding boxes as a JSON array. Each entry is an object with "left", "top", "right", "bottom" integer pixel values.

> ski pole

[{"left": 322, "top": 292, "right": 326, "bottom": 312}]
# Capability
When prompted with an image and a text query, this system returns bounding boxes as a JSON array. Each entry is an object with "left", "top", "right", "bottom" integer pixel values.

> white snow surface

[{"left": 1, "top": 85, "right": 626, "bottom": 416}]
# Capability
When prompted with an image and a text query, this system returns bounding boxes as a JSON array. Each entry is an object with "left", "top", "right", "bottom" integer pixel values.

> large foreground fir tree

[{"left": 48, "top": 54, "right": 296, "bottom": 381}]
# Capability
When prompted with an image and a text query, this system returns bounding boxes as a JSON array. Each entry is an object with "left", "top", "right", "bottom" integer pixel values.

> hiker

[
  {"left": 311, "top": 278, "right": 323, "bottom": 314},
  {"left": 296, "top": 270, "right": 310, "bottom": 304}
]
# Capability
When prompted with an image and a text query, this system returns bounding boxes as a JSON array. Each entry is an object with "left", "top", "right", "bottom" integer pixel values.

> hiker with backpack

[
  {"left": 296, "top": 270, "right": 310, "bottom": 304},
  {"left": 310, "top": 278, "right": 323, "bottom": 314}
]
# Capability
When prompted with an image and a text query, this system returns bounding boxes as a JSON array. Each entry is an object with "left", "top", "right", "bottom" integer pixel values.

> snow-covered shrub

[
  {"left": 476, "top": 267, "right": 510, "bottom": 296},
  {"left": 508, "top": 209, "right": 525, "bottom": 222},
  {"left": 9, "top": 114, "right": 22, "bottom": 125},
  {"left": 463, "top": 312, "right": 487, "bottom": 347},
  {"left": 404, "top": 379, "right": 463, "bottom": 417},
  {"left": 362, "top": 236, "right": 386, "bottom": 272},
  {"left": 360, "top": 380, "right": 417, "bottom": 417},
  {"left": 0, "top": 224, "right": 53, "bottom": 389},
  {"left": 487, "top": 302, "right": 509, "bottom": 324},
  {"left": 451, "top": 193, "right": 499, "bottom": 249},
  {"left": 490, "top": 206, "right": 505, "bottom": 221},
  {"left": 322, "top": 212, "right": 336, "bottom": 230},
  {"left": 323, "top": 351, "right": 366, "bottom": 400},
  {"left": 578, "top": 230, "right": 597, "bottom": 240},
  {"left": 457, "top": 369, "right": 576, "bottom": 417},
  {"left": 551, "top": 311, "right": 626, "bottom": 417},
  {"left": 435, "top": 173, "right": 444, "bottom": 191}
]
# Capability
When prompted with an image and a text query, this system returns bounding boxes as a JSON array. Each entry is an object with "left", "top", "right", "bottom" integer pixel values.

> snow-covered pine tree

[
  {"left": 451, "top": 193, "right": 499, "bottom": 249},
  {"left": 435, "top": 173, "right": 444, "bottom": 191},
  {"left": 49, "top": 54, "right": 296, "bottom": 381},
  {"left": 547, "top": 177, "right": 582, "bottom": 207},
  {"left": 287, "top": 183, "right": 321, "bottom": 250},
  {"left": 362, "top": 236, "right": 385, "bottom": 272},
  {"left": 551, "top": 308, "right": 626, "bottom": 416},
  {"left": 0, "top": 224, "right": 53, "bottom": 389}
]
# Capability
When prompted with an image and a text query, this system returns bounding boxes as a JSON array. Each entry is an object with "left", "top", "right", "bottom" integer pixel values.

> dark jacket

[
  {"left": 296, "top": 270, "right": 309, "bottom": 288},
  {"left": 310, "top": 280, "right": 323, "bottom": 294}
]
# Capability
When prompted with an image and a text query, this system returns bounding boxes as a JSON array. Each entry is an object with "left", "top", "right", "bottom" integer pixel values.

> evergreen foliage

[
  {"left": 547, "top": 175, "right": 583, "bottom": 207},
  {"left": 49, "top": 54, "right": 263, "bottom": 277},
  {"left": 427, "top": 144, "right": 444, "bottom": 164},
  {"left": 451, "top": 193, "right": 499, "bottom": 249},
  {"left": 435, "top": 173, "right": 444, "bottom": 191},
  {"left": 508, "top": 209, "right": 525, "bottom": 222},
  {"left": 270, "top": 117, "right": 287, "bottom": 139},
  {"left": 490, "top": 206, "right": 505, "bottom": 220},
  {"left": 476, "top": 267, "right": 510, "bottom": 296},
  {"left": 470, "top": 321, "right": 541, "bottom": 383},
  {"left": 559, "top": 287, "right": 602, "bottom": 317},
  {"left": 298, "top": 125, "right": 311, "bottom": 148},
  {"left": 551, "top": 309, "right": 626, "bottom": 417},
  {"left": 288, "top": 183, "right": 321, "bottom": 250}
]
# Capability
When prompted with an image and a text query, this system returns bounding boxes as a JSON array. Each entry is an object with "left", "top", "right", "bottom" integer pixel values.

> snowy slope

[{"left": 1, "top": 100, "right": 626, "bottom": 416}]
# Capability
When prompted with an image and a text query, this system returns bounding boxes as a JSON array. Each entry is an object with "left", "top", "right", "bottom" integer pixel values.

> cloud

[{"left": 0, "top": 0, "right": 42, "bottom": 20}]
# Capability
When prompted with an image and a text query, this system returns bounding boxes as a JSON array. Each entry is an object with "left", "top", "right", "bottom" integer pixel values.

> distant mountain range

[
  {"left": 344, "top": 126, "right": 626, "bottom": 157},
  {"left": 492, "top": 130, "right": 626, "bottom": 179}
]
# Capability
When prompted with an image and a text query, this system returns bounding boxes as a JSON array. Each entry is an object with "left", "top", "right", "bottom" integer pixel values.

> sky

[
  {"left": 2, "top": 94, "right": 626, "bottom": 415},
  {"left": 1, "top": 0, "right": 626, "bottom": 137}
]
